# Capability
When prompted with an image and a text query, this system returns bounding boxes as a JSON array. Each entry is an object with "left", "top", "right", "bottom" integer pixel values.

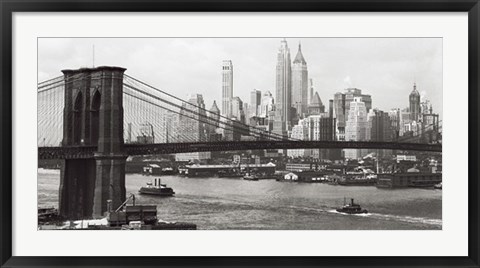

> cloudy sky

[{"left": 38, "top": 38, "right": 442, "bottom": 118}]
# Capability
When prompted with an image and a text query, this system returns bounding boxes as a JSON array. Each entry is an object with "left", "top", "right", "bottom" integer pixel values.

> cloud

[{"left": 343, "top": 76, "right": 353, "bottom": 88}]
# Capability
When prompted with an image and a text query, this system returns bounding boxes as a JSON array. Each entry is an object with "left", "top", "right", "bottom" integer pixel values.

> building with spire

[
  {"left": 222, "top": 60, "right": 233, "bottom": 117},
  {"left": 206, "top": 100, "right": 222, "bottom": 141},
  {"left": 273, "top": 39, "right": 292, "bottom": 138},
  {"left": 409, "top": 83, "right": 421, "bottom": 122},
  {"left": 307, "top": 92, "right": 325, "bottom": 116},
  {"left": 292, "top": 43, "right": 308, "bottom": 119}
]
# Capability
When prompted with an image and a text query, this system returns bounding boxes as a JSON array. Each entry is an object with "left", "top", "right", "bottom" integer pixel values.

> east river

[{"left": 38, "top": 169, "right": 442, "bottom": 230}]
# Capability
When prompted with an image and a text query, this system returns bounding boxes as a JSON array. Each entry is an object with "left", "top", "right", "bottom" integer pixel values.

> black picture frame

[{"left": 1, "top": 0, "right": 479, "bottom": 267}]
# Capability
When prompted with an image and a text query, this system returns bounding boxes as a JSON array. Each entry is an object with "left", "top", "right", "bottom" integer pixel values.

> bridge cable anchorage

[
  {"left": 122, "top": 82, "right": 285, "bottom": 141},
  {"left": 123, "top": 75, "right": 291, "bottom": 141}
]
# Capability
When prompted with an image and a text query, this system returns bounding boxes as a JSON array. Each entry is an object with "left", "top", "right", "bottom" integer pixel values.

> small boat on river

[
  {"left": 139, "top": 178, "right": 175, "bottom": 196},
  {"left": 336, "top": 198, "right": 368, "bottom": 214}
]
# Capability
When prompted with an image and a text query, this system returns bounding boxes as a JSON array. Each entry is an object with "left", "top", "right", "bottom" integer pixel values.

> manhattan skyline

[{"left": 38, "top": 38, "right": 443, "bottom": 119}]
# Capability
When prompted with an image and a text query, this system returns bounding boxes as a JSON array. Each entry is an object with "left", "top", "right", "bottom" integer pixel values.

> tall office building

[
  {"left": 259, "top": 90, "right": 274, "bottom": 118},
  {"left": 368, "top": 109, "right": 393, "bottom": 158},
  {"left": 409, "top": 83, "right": 421, "bottom": 122},
  {"left": 333, "top": 88, "right": 372, "bottom": 142},
  {"left": 273, "top": 39, "right": 292, "bottom": 138},
  {"left": 222, "top": 60, "right": 234, "bottom": 117},
  {"left": 249, "top": 89, "right": 262, "bottom": 117},
  {"left": 231, "top": 96, "right": 246, "bottom": 124},
  {"left": 291, "top": 43, "right": 308, "bottom": 118},
  {"left": 344, "top": 97, "right": 369, "bottom": 159},
  {"left": 175, "top": 94, "right": 211, "bottom": 161},
  {"left": 179, "top": 94, "right": 207, "bottom": 142},
  {"left": 369, "top": 109, "right": 393, "bottom": 142}
]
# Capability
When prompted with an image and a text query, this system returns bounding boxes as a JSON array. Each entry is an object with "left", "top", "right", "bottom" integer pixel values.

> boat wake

[{"left": 327, "top": 209, "right": 442, "bottom": 226}]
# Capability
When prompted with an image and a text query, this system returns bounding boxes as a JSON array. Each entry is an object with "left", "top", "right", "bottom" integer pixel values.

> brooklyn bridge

[{"left": 37, "top": 66, "right": 442, "bottom": 220}]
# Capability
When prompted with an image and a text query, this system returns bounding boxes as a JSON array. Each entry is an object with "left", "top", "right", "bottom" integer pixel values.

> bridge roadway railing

[{"left": 38, "top": 140, "right": 442, "bottom": 160}]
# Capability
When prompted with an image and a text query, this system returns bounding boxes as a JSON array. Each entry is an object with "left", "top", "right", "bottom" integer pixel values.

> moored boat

[{"left": 243, "top": 173, "right": 259, "bottom": 181}]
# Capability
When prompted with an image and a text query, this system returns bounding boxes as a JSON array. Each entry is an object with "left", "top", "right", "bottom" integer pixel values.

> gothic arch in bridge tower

[
  {"left": 90, "top": 89, "right": 101, "bottom": 145},
  {"left": 73, "top": 91, "right": 83, "bottom": 145}
]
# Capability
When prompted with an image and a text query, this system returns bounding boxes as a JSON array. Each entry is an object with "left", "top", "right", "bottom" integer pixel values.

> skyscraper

[
  {"left": 260, "top": 90, "right": 274, "bottom": 118},
  {"left": 292, "top": 43, "right": 308, "bottom": 118},
  {"left": 231, "top": 96, "right": 245, "bottom": 123},
  {"left": 344, "top": 97, "right": 369, "bottom": 159},
  {"left": 409, "top": 83, "right": 421, "bottom": 122},
  {"left": 175, "top": 94, "right": 211, "bottom": 161},
  {"left": 249, "top": 89, "right": 262, "bottom": 117},
  {"left": 273, "top": 39, "right": 292, "bottom": 138},
  {"left": 333, "top": 88, "right": 372, "bottom": 142},
  {"left": 179, "top": 94, "right": 207, "bottom": 142},
  {"left": 222, "top": 60, "right": 233, "bottom": 117}
]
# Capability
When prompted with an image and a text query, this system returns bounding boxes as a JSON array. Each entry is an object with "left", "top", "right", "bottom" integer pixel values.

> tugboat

[
  {"left": 139, "top": 178, "right": 175, "bottom": 196},
  {"left": 336, "top": 198, "right": 368, "bottom": 214}
]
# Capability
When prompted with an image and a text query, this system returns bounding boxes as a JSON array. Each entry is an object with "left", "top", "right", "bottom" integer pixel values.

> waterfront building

[
  {"left": 409, "top": 83, "right": 421, "bottom": 122},
  {"left": 249, "top": 89, "right": 262, "bottom": 117},
  {"left": 291, "top": 43, "right": 309, "bottom": 118},
  {"left": 222, "top": 60, "right": 234, "bottom": 117},
  {"left": 377, "top": 172, "right": 442, "bottom": 188},
  {"left": 273, "top": 39, "right": 292, "bottom": 138},
  {"left": 344, "top": 97, "right": 369, "bottom": 159}
]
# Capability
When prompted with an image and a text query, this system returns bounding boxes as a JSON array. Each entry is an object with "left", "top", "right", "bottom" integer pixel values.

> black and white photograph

[{"left": 37, "top": 37, "right": 443, "bottom": 230}]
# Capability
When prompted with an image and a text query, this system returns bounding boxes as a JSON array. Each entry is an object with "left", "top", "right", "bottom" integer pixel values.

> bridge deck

[{"left": 38, "top": 140, "right": 442, "bottom": 159}]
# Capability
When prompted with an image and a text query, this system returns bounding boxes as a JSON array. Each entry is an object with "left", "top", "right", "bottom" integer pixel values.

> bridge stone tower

[{"left": 59, "top": 66, "right": 127, "bottom": 219}]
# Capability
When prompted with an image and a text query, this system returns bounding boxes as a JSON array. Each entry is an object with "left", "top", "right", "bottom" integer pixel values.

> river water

[{"left": 38, "top": 169, "right": 442, "bottom": 230}]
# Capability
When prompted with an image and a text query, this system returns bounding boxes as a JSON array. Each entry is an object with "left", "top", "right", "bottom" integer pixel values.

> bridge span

[{"left": 38, "top": 140, "right": 442, "bottom": 159}]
